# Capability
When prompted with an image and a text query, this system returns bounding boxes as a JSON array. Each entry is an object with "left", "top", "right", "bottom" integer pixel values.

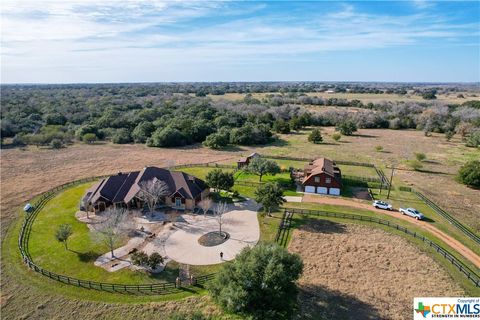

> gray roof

[{"left": 85, "top": 166, "right": 207, "bottom": 205}]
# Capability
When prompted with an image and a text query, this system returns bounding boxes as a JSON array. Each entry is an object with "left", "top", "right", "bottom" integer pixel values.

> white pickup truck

[{"left": 399, "top": 207, "right": 424, "bottom": 220}]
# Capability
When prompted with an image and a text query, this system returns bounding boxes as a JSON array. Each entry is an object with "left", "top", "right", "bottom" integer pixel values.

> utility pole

[{"left": 387, "top": 165, "right": 395, "bottom": 200}]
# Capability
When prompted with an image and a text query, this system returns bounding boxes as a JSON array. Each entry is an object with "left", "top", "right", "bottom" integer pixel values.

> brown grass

[
  {"left": 244, "top": 127, "right": 480, "bottom": 231},
  {"left": 1, "top": 129, "right": 477, "bottom": 319},
  {"left": 289, "top": 219, "right": 464, "bottom": 320},
  {"left": 0, "top": 143, "right": 238, "bottom": 223},
  {"left": 207, "top": 92, "right": 480, "bottom": 104}
]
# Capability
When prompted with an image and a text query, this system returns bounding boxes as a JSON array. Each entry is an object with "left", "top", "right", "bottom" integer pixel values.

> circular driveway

[{"left": 164, "top": 199, "right": 260, "bottom": 265}]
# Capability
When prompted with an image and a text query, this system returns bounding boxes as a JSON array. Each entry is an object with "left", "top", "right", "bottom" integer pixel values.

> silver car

[
  {"left": 399, "top": 207, "right": 424, "bottom": 220},
  {"left": 373, "top": 200, "right": 393, "bottom": 211}
]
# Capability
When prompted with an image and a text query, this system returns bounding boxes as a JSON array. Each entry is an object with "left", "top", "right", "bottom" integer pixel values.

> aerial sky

[{"left": 1, "top": 0, "right": 479, "bottom": 83}]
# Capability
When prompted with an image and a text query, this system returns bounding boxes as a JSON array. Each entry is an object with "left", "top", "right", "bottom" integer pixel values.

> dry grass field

[
  {"left": 207, "top": 92, "right": 480, "bottom": 104},
  {"left": 289, "top": 219, "right": 464, "bottom": 320},
  {"left": 0, "top": 143, "right": 237, "bottom": 223},
  {"left": 244, "top": 128, "right": 480, "bottom": 232},
  {"left": 1, "top": 127, "right": 478, "bottom": 319}
]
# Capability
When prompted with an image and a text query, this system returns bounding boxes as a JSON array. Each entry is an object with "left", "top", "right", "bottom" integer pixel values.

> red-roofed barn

[{"left": 302, "top": 158, "right": 342, "bottom": 195}]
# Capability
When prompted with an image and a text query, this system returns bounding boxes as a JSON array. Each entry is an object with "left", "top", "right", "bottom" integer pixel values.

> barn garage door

[
  {"left": 305, "top": 186, "right": 315, "bottom": 193},
  {"left": 329, "top": 188, "right": 340, "bottom": 196},
  {"left": 316, "top": 187, "right": 328, "bottom": 194}
]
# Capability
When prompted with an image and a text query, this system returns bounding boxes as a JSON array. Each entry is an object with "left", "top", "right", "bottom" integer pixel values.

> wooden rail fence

[
  {"left": 279, "top": 208, "right": 480, "bottom": 288},
  {"left": 18, "top": 176, "right": 216, "bottom": 295}
]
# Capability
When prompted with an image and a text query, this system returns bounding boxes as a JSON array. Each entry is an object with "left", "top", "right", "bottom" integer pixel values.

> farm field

[
  {"left": 1, "top": 128, "right": 478, "bottom": 320},
  {"left": 288, "top": 220, "right": 465, "bottom": 320},
  {"left": 243, "top": 127, "right": 480, "bottom": 232},
  {"left": 207, "top": 91, "right": 480, "bottom": 104}
]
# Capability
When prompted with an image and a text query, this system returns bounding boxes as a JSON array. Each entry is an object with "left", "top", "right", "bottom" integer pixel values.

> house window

[
  {"left": 314, "top": 176, "right": 320, "bottom": 183},
  {"left": 175, "top": 197, "right": 182, "bottom": 207},
  {"left": 326, "top": 178, "right": 331, "bottom": 184}
]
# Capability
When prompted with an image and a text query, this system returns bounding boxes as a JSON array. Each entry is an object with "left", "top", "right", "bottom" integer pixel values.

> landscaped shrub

[
  {"left": 208, "top": 243, "right": 303, "bottom": 320},
  {"left": 147, "top": 252, "right": 164, "bottom": 269},
  {"left": 457, "top": 160, "right": 480, "bottom": 188},
  {"left": 131, "top": 251, "right": 149, "bottom": 266}
]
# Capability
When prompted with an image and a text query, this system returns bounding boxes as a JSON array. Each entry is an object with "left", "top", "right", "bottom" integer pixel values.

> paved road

[{"left": 301, "top": 194, "right": 480, "bottom": 269}]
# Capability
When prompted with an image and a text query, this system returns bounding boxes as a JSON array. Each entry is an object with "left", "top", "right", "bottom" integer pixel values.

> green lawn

[
  {"left": 27, "top": 182, "right": 212, "bottom": 285},
  {"left": 339, "top": 164, "right": 379, "bottom": 178},
  {"left": 176, "top": 166, "right": 234, "bottom": 180},
  {"left": 233, "top": 170, "right": 291, "bottom": 184}
]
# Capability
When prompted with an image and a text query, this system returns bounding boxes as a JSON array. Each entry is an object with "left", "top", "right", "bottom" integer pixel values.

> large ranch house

[
  {"left": 302, "top": 157, "right": 342, "bottom": 195},
  {"left": 81, "top": 166, "right": 210, "bottom": 212}
]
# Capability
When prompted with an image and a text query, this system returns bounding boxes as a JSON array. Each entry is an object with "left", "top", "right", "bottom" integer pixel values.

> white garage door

[
  {"left": 329, "top": 188, "right": 340, "bottom": 196},
  {"left": 316, "top": 187, "right": 328, "bottom": 194},
  {"left": 305, "top": 186, "right": 315, "bottom": 193}
]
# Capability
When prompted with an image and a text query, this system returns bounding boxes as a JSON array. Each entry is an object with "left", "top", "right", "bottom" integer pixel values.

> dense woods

[{"left": 1, "top": 83, "right": 479, "bottom": 149}]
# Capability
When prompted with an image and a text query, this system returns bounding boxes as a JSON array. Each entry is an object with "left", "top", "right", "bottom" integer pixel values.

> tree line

[{"left": 1, "top": 84, "right": 479, "bottom": 149}]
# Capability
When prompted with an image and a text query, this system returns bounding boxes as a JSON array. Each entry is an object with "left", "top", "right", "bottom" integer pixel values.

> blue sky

[{"left": 1, "top": 0, "right": 479, "bottom": 83}]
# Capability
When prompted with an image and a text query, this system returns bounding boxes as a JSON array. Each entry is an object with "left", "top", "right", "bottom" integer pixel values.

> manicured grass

[
  {"left": 4, "top": 208, "right": 208, "bottom": 303},
  {"left": 177, "top": 167, "right": 234, "bottom": 180},
  {"left": 27, "top": 182, "right": 213, "bottom": 285},
  {"left": 263, "top": 158, "right": 308, "bottom": 170},
  {"left": 233, "top": 170, "right": 291, "bottom": 184},
  {"left": 339, "top": 164, "right": 378, "bottom": 178}
]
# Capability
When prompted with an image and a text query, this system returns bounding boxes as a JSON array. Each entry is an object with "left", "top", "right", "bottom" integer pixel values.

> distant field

[
  {"left": 207, "top": 91, "right": 480, "bottom": 104},
  {"left": 242, "top": 127, "right": 480, "bottom": 232}
]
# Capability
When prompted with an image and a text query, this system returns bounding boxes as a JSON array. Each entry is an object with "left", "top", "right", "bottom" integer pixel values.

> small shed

[{"left": 237, "top": 152, "right": 260, "bottom": 169}]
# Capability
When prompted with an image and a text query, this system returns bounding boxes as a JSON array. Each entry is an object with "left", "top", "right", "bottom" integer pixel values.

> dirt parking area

[{"left": 289, "top": 219, "right": 464, "bottom": 320}]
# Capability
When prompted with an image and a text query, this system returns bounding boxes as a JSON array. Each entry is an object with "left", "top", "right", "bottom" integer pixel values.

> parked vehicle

[
  {"left": 372, "top": 200, "right": 393, "bottom": 211},
  {"left": 399, "top": 207, "right": 424, "bottom": 220}
]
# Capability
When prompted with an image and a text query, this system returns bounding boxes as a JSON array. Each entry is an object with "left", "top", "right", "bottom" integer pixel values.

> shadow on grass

[
  {"left": 353, "top": 133, "right": 378, "bottom": 138},
  {"left": 416, "top": 169, "right": 448, "bottom": 175},
  {"left": 217, "top": 145, "right": 244, "bottom": 152},
  {"left": 254, "top": 138, "right": 290, "bottom": 148},
  {"left": 297, "top": 284, "right": 382, "bottom": 320},
  {"left": 297, "top": 218, "right": 347, "bottom": 234},
  {"left": 420, "top": 216, "right": 435, "bottom": 223},
  {"left": 76, "top": 250, "right": 100, "bottom": 262}
]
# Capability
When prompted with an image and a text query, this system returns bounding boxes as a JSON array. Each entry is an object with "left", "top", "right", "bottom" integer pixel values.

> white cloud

[{"left": 0, "top": 1, "right": 477, "bottom": 82}]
